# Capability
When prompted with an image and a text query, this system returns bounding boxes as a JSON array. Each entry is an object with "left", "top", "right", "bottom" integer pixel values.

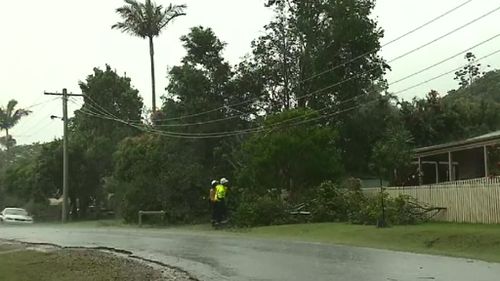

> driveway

[{"left": 0, "top": 225, "right": 499, "bottom": 281}]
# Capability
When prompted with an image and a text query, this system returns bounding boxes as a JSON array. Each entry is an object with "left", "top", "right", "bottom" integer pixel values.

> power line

[
  {"left": 25, "top": 97, "right": 59, "bottom": 109},
  {"left": 133, "top": 0, "right": 479, "bottom": 123},
  {"left": 75, "top": 98, "right": 330, "bottom": 137},
  {"left": 300, "top": 0, "right": 475, "bottom": 84},
  {"left": 13, "top": 98, "right": 60, "bottom": 137},
  {"left": 76, "top": 49, "right": 500, "bottom": 139},
  {"left": 94, "top": 30, "right": 500, "bottom": 130},
  {"left": 170, "top": 31, "right": 500, "bottom": 128},
  {"left": 77, "top": 99, "right": 369, "bottom": 139},
  {"left": 387, "top": 4, "right": 500, "bottom": 64},
  {"left": 14, "top": 115, "right": 56, "bottom": 140},
  {"left": 393, "top": 48, "right": 500, "bottom": 94},
  {"left": 390, "top": 32, "right": 500, "bottom": 86}
]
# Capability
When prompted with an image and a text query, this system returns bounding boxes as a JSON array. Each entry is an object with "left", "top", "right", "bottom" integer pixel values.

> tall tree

[
  {"left": 371, "top": 126, "right": 414, "bottom": 185},
  {"left": 162, "top": 26, "right": 255, "bottom": 177},
  {"left": 454, "top": 52, "right": 489, "bottom": 89},
  {"left": 236, "top": 109, "right": 344, "bottom": 199},
  {"left": 68, "top": 65, "right": 144, "bottom": 218},
  {"left": 112, "top": 0, "right": 186, "bottom": 113},
  {"left": 0, "top": 100, "right": 31, "bottom": 150},
  {"left": 250, "top": 0, "right": 388, "bottom": 111}
]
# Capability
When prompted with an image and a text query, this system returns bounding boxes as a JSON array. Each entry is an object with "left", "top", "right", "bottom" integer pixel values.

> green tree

[
  {"left": 161, "top": 26, "right": 255, "bottom": 178},
  {"left": 249, "top": 0, "right": 388, "bottom": 110},
  {"left": 338, "top": 92, "right": 400, "bottom": 176},
  {"left": 0, "top": 144, "right": 42, "bottom": 207},
  {"left": 113, "top": 134, "right": 205, "bottom": 223},
  {"left": 243, "top": 0, "right": 390, "bottom": 179},
  {"left": 0, "top": 100, "right": 31, "bottom": 150},
  {"left": 370, "top": 126, "right": 413, "bottom": 227},
  {"left": 371, "top": 127, "right": 414, "bottom": 185},
  {"left": 63, "top": 65, "right": 144, "bottom": 218},
  {"left": 400, "top": 84, "right": 500, "bottom": 148},
  {"left": 112, "top": 0, "right": 186, "bottom": 112},
  {"left": 236, "top": 109, "right": 344, "bottom": 200},
  {"left": 454, "top": 52, "right": 489, "bottom": 88}
]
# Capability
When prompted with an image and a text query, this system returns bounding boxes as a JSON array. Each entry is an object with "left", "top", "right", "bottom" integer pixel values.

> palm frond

[
  {"left": 112, "top": 0, "right": 186, "bottom": 38},
  {"left": 6, "top": 100, "right": 19, "bottom": 117},
  {"left": 158, "top": 4, "right": 187, "bottom": 31},
  {"left": 0, "top": 99, "right": 31, "bottom": 131}
]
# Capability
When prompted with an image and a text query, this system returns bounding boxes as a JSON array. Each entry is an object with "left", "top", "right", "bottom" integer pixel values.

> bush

[
  {"left": 230, "top": 179, "right": 428, "bottom": 228},
  {"left": 358, "top": 191, "right": 427, "bottom": 226},
  {"left": 232, "top": 194, "right": 288, "bottom": 227},
  {"left": 24, "top": 200, "right": 60, "bottom": 222},
  {"left": 387, "top": 194, "right": 425, "bottom": 225},
  {"left": 309, "top": 181, "right": 348, "bottom": 222},
  {"left": 308, "top": 179, "right": 428, "bottom": 226}
]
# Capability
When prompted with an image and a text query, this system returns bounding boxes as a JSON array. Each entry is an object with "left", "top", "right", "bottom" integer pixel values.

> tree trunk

[
  {"left": 5, "top": 128, "right": 9, "bottom": 151},
  {"left": 149, "top": 36, "right": 157, "bottom": 113}
]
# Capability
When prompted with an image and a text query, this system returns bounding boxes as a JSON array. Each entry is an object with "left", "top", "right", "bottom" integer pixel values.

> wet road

[{"left": 1, "top": 225, "right": 499, "bottom": 281}]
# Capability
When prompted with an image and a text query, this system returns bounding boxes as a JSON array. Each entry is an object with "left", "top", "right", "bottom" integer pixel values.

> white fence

[{"left": 365, "top": 177, "right": 500, "bottom": 224}]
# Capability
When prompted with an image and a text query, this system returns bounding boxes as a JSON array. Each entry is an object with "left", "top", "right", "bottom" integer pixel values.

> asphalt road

[{"left": 1, "top": 225, "right": 500, "bottom": 281}]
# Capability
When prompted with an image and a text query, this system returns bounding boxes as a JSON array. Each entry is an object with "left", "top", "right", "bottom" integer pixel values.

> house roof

[{"left": 414, "top": 130, "right": 500, "bottom": 158}]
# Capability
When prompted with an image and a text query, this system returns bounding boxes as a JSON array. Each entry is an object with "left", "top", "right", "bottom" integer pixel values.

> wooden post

[
  {"left": 418, "top": 157, "right": 423, "bottom": 186},
  {"left": 435, "top": 162, "right": 439, "bottom": 184},
  {"left": 138, "top": 211, "right": 142, "bottom": 227},
  {"left": 484, "top": 145, "right": 489, "bottom": 178},
  {"left": 448, "top": 151, "right": 453, "bottom": 181}
]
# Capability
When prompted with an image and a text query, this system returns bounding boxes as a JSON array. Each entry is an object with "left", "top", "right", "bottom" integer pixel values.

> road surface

[{"left": 1, "top": 225, "right": 499, "bottom": 281}]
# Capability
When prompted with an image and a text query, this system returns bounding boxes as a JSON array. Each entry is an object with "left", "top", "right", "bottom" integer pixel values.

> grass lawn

[
  {"left": 0, "top": 247, "right": 162, "bottom": 281},
  {"left": 236, "top": 222, "right": 500, "bottom": 263}
]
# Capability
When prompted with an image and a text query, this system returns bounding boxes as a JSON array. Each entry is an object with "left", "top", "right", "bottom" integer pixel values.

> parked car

[{"left": 0, "top": 208, "right": 34, "bottom": 224}]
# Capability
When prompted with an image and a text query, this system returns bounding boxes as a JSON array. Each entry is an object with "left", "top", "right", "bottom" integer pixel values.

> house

[{"left": 408, "top": 130, "right": 500, "bottom": 185}]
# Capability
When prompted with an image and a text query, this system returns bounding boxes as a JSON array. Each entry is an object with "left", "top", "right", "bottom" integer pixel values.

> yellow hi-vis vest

[{"left": 215, "top": 184, "right": 227, "bottom": 201}]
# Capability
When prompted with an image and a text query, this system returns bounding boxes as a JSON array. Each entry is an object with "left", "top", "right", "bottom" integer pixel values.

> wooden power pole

[{"left": 44, "top": 89, "right": 83, "bottom": 223}]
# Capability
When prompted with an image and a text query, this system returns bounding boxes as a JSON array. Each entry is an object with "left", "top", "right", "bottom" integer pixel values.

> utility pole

[{"left": 45, "top": 89, "right": 84, "bottom": 223}]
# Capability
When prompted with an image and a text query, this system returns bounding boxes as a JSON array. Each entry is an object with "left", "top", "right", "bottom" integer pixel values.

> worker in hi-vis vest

[
  {"left": 213, "top": 178, "right": 229, "bottom": 224},
  {"left": 209, "top": 180, "right": 218, "bottom": 225}
]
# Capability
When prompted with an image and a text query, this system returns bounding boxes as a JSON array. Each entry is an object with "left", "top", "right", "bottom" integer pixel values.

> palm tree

[
  {"left": 0, "top": 100, "right": 31, "bottom": 150},
  {"left": 112, "top": 0, "right": 186, "bottom": 113}
]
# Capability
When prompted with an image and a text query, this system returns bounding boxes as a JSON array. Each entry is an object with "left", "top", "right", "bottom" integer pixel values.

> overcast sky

[{"left": 1, "top": 0, "right": 500, "bottom": 145}]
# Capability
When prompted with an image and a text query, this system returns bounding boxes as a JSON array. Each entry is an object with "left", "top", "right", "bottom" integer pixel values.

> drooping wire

[
  {"left": 127, "top": 0, "right": 482, "bottom": 123},
  {"left": 74, "top": 48, "right": 500, "bottom": 139}
]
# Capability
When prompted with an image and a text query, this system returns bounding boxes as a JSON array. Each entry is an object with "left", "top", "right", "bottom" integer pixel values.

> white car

[{"left": 0, "top": 208, "right": 34, "bottom": 224}]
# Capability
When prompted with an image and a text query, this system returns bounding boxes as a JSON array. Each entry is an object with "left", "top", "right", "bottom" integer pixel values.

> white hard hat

[
  {"left": 211, "top": 180, "right": 218, "bottom": 185},
  {"left": 220, "top": 178, "right": 229, "bottom": 184}
]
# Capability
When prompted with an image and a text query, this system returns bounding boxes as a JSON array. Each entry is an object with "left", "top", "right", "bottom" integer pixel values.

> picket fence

[{"left": 364, "top": 177, "right": 500, "bottom": 224}]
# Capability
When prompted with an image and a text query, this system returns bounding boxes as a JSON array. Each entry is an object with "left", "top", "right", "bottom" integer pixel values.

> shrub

[
  {"left": 359, "top": 191, "right": 427, "bottom": 226},
  {"left": 387, "top": 194, "right": 425, "bottom": 225},
  {"left": 24, "top": 200, "right": 60, "bottom": 222},
  {"left": 309, "top": 181, "right": 348, "bottom": 222},
  {"left": 230, "top": 179, "right": 428, "bottom": 228},
  {"left": 232, "top": 195, "right": 288, "bottom": 227},
  {"left": 308, "top": 179, "right": 428, "bottom": 226}
]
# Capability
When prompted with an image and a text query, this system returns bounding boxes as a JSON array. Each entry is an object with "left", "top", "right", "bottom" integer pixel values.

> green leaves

[
  {"left": 0, "top": 99, "right": 31, "bottom": 149},
  {"left": 113, "top": 135, "right": 206, "bottom": 222},
  {"left": 112, "top": 0, "right": 186, "bottom": 38},
  {"left": 250, "top": 0, "right": 387, "bottom": 110},
  {"left": 371, "top": 126, "right": 414, "bottom": 184},
  {"left": 236, "top": 109, "right": 343, "bottom": 197}
]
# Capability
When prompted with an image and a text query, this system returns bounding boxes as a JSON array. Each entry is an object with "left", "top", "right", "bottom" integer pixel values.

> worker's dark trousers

[
  {"left": 210, "top": 201, "right": 217, "bottom": 222},
  {"left": 214, "top": 199, "right": 226, "bottom": 223}
]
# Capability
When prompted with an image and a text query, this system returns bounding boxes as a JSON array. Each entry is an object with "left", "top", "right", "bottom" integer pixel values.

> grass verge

[
  {"left": 235, "top": 222, "right": 500, "bottom": 263},
  {"left": 0, "top": 247, "right": 162, "bottom": 281}
]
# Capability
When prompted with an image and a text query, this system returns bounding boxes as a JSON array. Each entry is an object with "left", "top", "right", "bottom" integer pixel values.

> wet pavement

[{"left": 0, "top": 225, "right": 499, "bottom": 281}]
